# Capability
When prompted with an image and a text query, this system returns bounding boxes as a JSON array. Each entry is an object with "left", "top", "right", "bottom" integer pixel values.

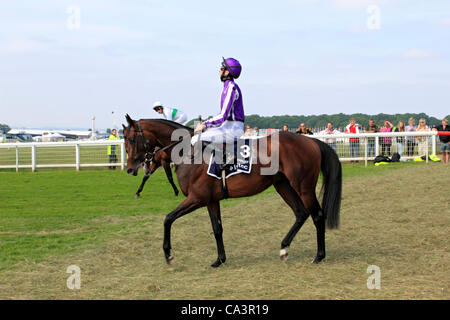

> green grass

[
  {"left": 0, "top": 162, "right": 426, "bottom": 272},
  {"left": 0, "top": 162, "right": 447, "bottom": 299}
]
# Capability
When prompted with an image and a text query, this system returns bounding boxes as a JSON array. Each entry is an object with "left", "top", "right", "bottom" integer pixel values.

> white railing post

[
  {"left": 31, "top": 144, "right": 36, "bottom": 172},
  {"left": 121, "top": 141, "right": 125, "bottom": 170},
  {"left": 75, "top": 143, "right": 80, "bottom": 171},
  {"left": 425, "top": 135, "right": 429, "bottom": 163},
  {"left": 432, "top": 134, "right": 436, "bottom": 155},
  {"left": 16, "top": 145, "right": 19, "bottom": 172},
  {"left": 364, "top": 139, "right": 368, "bottom": 167},
  {"left": 375, "top": 136, "right": 379, "bottom": 156}
]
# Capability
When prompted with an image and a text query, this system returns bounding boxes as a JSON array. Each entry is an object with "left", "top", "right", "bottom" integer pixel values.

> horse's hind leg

[
  {"left": 207, "top": 201, "right": 226, "bottom": 268},
  {"left": 302, "top": 193, "right": 326, "bottom": 264},
  {"left": 273, "top": 175, "right": 310, "bottom": 261}
]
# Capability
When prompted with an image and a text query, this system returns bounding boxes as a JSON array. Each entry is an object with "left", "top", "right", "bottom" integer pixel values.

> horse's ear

[{"left": 125, "top": 114, "right": 135, "bottom": 128}]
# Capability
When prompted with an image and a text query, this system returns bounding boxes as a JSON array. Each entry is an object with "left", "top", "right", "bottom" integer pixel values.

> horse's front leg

[
  {"left": 163, "top": 161, "right": 179, "bottom": 196},
  {"left": 135, "top": 174, "right": 151, "bottom": 198},
  {"left": 163, "top": 198, "right": 202, "bottom": 265}
]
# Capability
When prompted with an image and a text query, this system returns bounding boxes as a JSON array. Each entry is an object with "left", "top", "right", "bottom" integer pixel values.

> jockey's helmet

[
  {"left": 153, "top": 101, "right": 163, "bottom": 111},
  {"left": 221, "top": 57, "right": 242, "bottom": 79}
]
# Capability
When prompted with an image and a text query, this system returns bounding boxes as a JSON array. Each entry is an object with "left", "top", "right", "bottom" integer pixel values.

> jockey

[
  {"left": 153, "top": 101, "right": 188, "bottom": 125},
  {"left": 191, "top": 57, "right": 245, "bottom": 147}
]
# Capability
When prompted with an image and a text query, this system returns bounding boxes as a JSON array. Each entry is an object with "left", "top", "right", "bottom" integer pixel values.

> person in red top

[
  {"left": 432, "top": 118, "right": 450, "bottom": 163},
  {"left": 345, "top": 118, "right": 361, "bottom": 160}
]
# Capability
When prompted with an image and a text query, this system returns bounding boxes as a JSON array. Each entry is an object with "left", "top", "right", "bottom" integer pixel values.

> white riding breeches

[
  {"left": 174, "top": 113, "right": 188, "bottom": 125},
  {"left": 191, "top": 120, "right": 244, "bottom": 146}
]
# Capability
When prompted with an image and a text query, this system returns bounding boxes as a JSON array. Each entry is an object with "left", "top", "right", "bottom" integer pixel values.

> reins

[{"left": 148, "top": 138, "right": 183, "bottom": 161}]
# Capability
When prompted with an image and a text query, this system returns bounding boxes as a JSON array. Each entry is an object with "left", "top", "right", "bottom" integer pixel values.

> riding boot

[{"left": 219, "top": 144, "right": 235, "bottom": 171}]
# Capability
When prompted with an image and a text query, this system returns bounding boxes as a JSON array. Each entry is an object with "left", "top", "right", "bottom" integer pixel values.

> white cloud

[
  {"left": 403, "top": 49, "right": 434, "bottom": 59},
  {"left": 332, "top": 0, "right": 391, "bottom": 9},
  {"left": 439, "top": 18, "right": 450, "bottom": 26},
  {"left": 0, "top": 39, "right": 47, "bottom": 54}
]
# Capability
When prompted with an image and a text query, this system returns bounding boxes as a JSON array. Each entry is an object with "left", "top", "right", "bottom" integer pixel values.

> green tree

[{"left": 0, "top": 123, "right": 11, "bottom": 133}]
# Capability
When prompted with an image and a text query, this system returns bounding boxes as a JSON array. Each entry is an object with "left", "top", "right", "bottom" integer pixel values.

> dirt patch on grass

[{"left": 0, "top": 164, "right": 448, "bottom": 299}]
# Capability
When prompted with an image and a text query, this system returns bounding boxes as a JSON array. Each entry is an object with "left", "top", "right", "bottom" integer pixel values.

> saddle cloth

[{"left": 207, "top": 139, "right": 252, "bottom": 179}]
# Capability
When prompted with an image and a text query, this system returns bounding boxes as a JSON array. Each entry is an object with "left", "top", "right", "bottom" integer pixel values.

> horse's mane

[{"left": 139, "top": 118, "right": 194, "bottom": 132}]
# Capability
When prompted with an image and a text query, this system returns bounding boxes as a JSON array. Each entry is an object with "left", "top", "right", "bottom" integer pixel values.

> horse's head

[{"left": 123, "top": 114, "right": 154, "bottom": 176}]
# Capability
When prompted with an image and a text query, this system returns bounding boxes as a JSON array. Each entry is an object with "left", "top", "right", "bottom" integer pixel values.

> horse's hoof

[
  {"left": 280, "top": 248, "right": 289, "bottom": 262},
  {"left": 166, "top": 255, "right": 174, "bottom": 265},
  {"left": 134, "top": 193, "right": 140, "bottom": 199},
  {"left": 280, "top": 253, "right": 289, "bottom": 262},
  {"left": 312, "top": 255, "right": 325, "bottom": 264},
  {"left": 211, "top": 258, "right": 224, "bottom": 268}
]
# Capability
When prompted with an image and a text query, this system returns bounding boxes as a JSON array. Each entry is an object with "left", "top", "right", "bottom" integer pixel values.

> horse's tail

[{"left": 314, "top": 138, "right": 342, "bottom": 229}]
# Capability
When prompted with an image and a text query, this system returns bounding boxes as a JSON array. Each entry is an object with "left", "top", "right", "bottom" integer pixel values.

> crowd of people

[{"left": 275, "top": 117, "right": 449, "bottom": 163}]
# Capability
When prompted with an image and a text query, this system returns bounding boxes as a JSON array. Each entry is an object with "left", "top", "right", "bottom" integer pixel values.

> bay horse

[
  {"left": 134, "top": 147, "right": 179, "bottom": 198},
  {"left": 123, "top": 115, "right": 342, "bottom": 267}
]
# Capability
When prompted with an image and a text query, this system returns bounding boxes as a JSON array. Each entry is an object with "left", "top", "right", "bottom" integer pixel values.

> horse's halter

[{"left": 127, "top": 120, "right": 152, "bottom": 163}]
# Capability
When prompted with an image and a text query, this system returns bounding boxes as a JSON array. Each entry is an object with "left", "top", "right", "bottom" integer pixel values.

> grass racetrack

[{"left": 0, "top": 162, "right": 448, "bottom": 299}]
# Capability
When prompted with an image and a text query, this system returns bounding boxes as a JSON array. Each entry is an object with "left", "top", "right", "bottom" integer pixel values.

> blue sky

[{"left": 1, "top": 0, "right": 449, "bottom": 129}]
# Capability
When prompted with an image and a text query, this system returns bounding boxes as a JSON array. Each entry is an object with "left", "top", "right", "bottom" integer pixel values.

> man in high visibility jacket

[{"left": 108, "top": 129, "right": 120, "bottom": 170}]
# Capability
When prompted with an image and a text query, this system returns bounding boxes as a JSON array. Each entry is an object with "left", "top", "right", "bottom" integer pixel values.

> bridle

[{"left": 125, "top": 120, "right": 152, "bottom": 164}]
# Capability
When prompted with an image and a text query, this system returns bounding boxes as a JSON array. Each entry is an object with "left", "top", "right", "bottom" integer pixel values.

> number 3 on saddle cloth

[{"left": 206, "top": 139, "right": 252, "bottom": 180}]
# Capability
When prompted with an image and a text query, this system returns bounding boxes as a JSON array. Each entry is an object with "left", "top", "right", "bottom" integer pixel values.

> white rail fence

[
  {"left": 0, "top": 140, "right": 125, "bottom": 171},
  {"left": 0, "top": 131, "right": 440, "bottom": 171},
  {"left": 311, "top": 131, "right": 438, "bottom": 166}
]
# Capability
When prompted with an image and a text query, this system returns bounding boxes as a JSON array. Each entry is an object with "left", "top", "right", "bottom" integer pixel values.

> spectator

[
  {"left": 416, "top": 118, "right": 429, "bottom": 157},
  {"left": 296, "top": 123, "right": 313, "bottom": 135},
  {"left": 432, "top": 118, "right": 450, "bottom": 163},
  {"left": 365, "top": 119, "right": 379, "bottom": 157},
  {"left": 380, "top": 120, "right": 394, "bottom": 156},
  {"left": 319, "top": 122, "right": 340, "bottom": 152},
  {"left": 253, "top": 127, "right": 259, "bottom": 137},
  {"left": 244, "top": 125, "right": 253, "bottom": 137},
  {"left": 282, "top": 124, "right": 289, "bottom": 132},
  {"left": 107, "top": 129, "right": 120, "bottom": 170},
  {"left": 393, "top": 120, "right": 406, "bottom": 156},
  {"left": 405, "top": 117, "right": 417, "bottom": 156},
  {"left": 345, "top": 118, "right": 361, "bottom": 161}
]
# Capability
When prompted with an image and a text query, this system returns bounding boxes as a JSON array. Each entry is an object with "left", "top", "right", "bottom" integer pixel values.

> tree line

[
  {"left": 188, "top": 113, "right": 448, "bottom": 130},
  {"left": 3, "top": 112, "right": 447, "bottom": 134}
]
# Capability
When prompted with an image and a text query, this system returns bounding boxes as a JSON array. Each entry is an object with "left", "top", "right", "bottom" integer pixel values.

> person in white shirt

[
  {"left": 153, "top": 101, "right": 188, "bottom": 125},
  {"left": 319, "top": 122, "right": 341, "bottom": 152}
]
